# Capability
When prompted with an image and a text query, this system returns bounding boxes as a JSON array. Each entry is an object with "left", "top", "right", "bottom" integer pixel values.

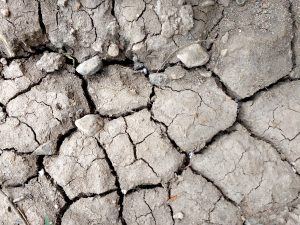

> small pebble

[
  {"left": 13, "top": 196, "right": 25, "bottom": 203},
  {"left": 75, "top": 114, "right": 104, "bottom": 136},
  {"left": 188, "top": 152, "right": 194, "bottom": 159},
  {"left": 0, "top": 58, "right": 7, "bottom": 65},
  {"left": 200, "top": 0, "right": 215, "bottom": 7},
  {"left": 221, "top": 32, "right": 229, "bottom": 44},
  {"left": 218, "top": 0, "right": 230, "bottom": 7},
  {"left": 107, "top": 43, "right": 119, "bottom": 57},
  {"left": 177, "top": 43, "right": 210, "bottom": 68},
  {"left": 76, "top": 55, "right": 103, "bottom": 76},
  {"left": 221, "top": 49, "right": 228, "bottom": 57},
  {"left": 69, "top": 28, "right": 76, "bottom": 35},
  {"left": 173, "top": 212, "right": 184, "bottom": 220},
  {"left": 236, "top": 0, "right": 246, "bottom": 5},
  {"left": 142, "top": 67, "right": 148, "bottom": 75},
  {"left": 39, "top": 169, "right": 45, "bottom": 176},
  {"left": 1, "top": 8, "right": 10, "bottom": 17},
  {"left": 74, "top": 1, "right": 81, "bottom": 10},
  {"left": 199, "top": 68, "right": 212, "bottom": 78}
]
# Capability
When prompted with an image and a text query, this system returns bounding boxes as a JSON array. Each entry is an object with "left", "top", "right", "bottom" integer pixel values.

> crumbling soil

[{"left": 0, "top": 0, "right": 300, "bottom": 225}]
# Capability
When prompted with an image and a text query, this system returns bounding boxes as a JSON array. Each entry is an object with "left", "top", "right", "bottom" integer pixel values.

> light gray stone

[
  {"left": 76, "top": 55, "right": 102, "bottom": 76},
  {"left": 177, "top": 43, "right": 210, "bottom": 68},
  {"left": 75, "top": 114, "right": 104, "bottom": 136}
]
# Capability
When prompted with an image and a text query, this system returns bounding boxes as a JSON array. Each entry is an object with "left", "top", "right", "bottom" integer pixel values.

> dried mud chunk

[
  {"left": 115, "top": 0, "right": 222, "bottom": 70},
  {"left": 135, "top": 130, "right": 184, "bottom": 183},
  {"left": 4, "top": 175, "right": 65, "bottom": 225},
  {"left": 191, "top": 128, "right": 300, "bottom": 224},
  {"left": 117, "top": 160, "right": 160, "bottom": 191},
  {"left": 98, "top": 111, "right": 183, "bottom": 191},
  {"left": 6, "top": 72, "right": 90, "bottom": 154},
  {"left": 0, "top": 192, "right": 26, "bottom": 225},
  {"left": 41, "top": 0, "right": 118, "bottom": 62},
  {"left": 45, "top": 131, "right": 115, "bottom": 199},
  {"left": 169, "top": 168, "right": 242, "bottom": 225},
  {"left": 61, "top": 192, "right": 121, "bottom": 225},
  {"left": 209, "top": 0, "right": 292, "bottom": 98},
  {"left": 87, "top": 65, "right": 152, "bottom": 116},
  {"left": 0, "top": 56, "right": 46, "bottom": 105},
  {"left": 151, "top": 66, "right": 237, "bottom": 152},
  {"left": 0, "top": 151, "right": 37, "bottom": 187},
  {"left": 240, "top": 81, "right": 300, "bottom": 173},
  {"left": 0, "top": 0, "right": 46, "bottom": 57},
  {"left": 0, "top": 117, "right": 39, "bottom": 153},
  {"left": 98, "top": 117, "right": 159, "bottom": 190},
  {"left": 123, "top": 188, "right": 173, "bottom": 225}
]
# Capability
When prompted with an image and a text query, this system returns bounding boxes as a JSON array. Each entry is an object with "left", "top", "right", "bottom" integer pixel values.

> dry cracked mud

[{"left": 0, "top": 0, "right": 300, "bottom": 225}]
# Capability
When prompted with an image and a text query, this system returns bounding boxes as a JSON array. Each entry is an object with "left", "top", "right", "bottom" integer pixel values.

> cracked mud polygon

[{"left": 0, "top": 0, "right": 300, "bottom": 225}]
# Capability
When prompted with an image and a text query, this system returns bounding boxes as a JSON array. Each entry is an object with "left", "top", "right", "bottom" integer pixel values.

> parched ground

[{"left": 0, "top": 0, "right": 300, "bottom": 225}]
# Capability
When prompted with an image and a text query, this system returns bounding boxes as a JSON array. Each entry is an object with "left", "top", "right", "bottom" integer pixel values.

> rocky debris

[
  {"left": 97, "top": 110, "right": 184, "bottom": 191},
  {"left": 2, "top": 61, "right": 23, "bottom": 79},
  {"left": 115, "top": 0, "right": 223, "bottom": 70},
  {"left": 176, "top": 43, "right": 210, "bottom": 68},
  {"left": 0, "top": 56, "right": 46, "bottom": 104},
  {"left": 87, "top": 65, "right": 152, "bottom": 116},
  {"left": 240, "top": 81, "right": 300, "bottom": 173},
  {"left": 4, "top": 175, "right": 65, "bottom": 225},
  {"left": 61, "top": 192, "right": 121, "bottom": 225},
  {"left": 169, "top": 168, "right": 243, "bottom": 225},
  {"left": 75, "top": 114, "right": 104, "bottom": 136},
  {"left": 151, "top": 66, "right": 237, "bottom": 152},
  {"left": 0, "top": 191, "right": 26, "bottom": 225},
  {"left": 123, "top": 188, "right": 173, "bottom": 225},
  {"left": 40, "top": 0, "right": 119, "bottom": 62},
  {"left": 0, "top": 0, "right": 46, "bottom": 57},
  {"left": 209, "top": 0, "right": 292, "bottom": 99},
  {"left": 107, "top": 43, "right": 120, "bottom": 57},
  {"left": 191, "top": 127, "right": 300, "bottom": 224},
  {"left": 36, "top": 52, "right": 65, "bottom": 73},
  {"left": 0, "top": 151, "right": 37, "bottom": 187},
  {"left": 5, "top": 71, "right": 90, "bottom": 154},
  {"left": 45, "top": 131, "right": 116, "bottom": 199},
  {"left": 75, "top": 55, "right": 103, "bottom": 76},
  {"left": 0, "top": 117, "right": 39, "bottom": 153}
]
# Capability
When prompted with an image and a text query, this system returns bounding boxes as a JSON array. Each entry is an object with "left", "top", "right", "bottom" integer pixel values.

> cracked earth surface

[{"left": 0, "top": 0, "right": 300, "bottom": 225}]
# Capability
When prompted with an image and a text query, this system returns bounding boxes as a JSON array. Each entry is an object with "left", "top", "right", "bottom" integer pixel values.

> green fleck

[{"left": 44, "top": 215, "right": 50, "bottom": 225}]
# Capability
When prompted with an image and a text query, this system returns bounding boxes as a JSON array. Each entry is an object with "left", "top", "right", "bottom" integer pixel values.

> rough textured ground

[{"left": 0, "top": 0, "right": 300, "bottom": 225}]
